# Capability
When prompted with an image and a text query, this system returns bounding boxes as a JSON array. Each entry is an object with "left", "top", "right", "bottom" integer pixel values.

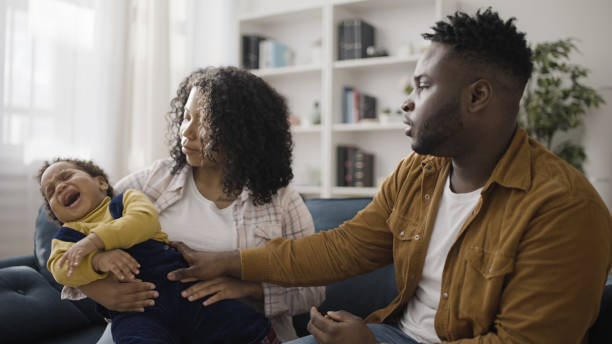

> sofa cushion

[{"left": 0, "top": 265, "right": 92, "bottom": 343}]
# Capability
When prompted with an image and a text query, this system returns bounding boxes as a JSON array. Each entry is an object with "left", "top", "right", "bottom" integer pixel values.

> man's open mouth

[{"left": 63, "top": 191, "right": 80, "bottom": 207}]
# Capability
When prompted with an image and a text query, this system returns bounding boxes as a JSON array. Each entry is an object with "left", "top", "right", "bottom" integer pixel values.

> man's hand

[
  {"left": 92, "top": 249, "right": 140, "bottom": 281},
  {"left": 307, "top": 307, "right": 378, "bottom": 344},
  {"left": 80, "top": 274, "right": 158, "bottom": 313},
  {"left": 58, "top": 233, "right": 105, "bottom": 276},
  {"left": 166, "top": 241, "right": 241, "bottom": 282},
  {"left": 180, "top": 276, "right": 263, "bottom": 306}
]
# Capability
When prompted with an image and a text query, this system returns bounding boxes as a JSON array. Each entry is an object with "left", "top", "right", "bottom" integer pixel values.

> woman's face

[{"left": 180, "top": 87, "right": 220, "bottom": 168}]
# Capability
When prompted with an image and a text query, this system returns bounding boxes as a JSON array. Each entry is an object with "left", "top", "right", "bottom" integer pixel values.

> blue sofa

[{"left": 0, "top": 198, "right": 609, "bottom": 343}]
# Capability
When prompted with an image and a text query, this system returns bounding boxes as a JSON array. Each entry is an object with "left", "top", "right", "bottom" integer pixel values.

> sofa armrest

[{"left": 0, "top": 254, "right": 36, "bottom": 270}]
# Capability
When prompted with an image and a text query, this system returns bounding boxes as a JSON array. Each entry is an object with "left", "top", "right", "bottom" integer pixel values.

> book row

[
  {"left": 342, "top": 87, "right": 378, "bottom": 123},
  {"left": 242, "top": 35, "right": 294, "bottom": 69},
  {"left": 337, "top": 146, "right": 375, "bottom": 187}
]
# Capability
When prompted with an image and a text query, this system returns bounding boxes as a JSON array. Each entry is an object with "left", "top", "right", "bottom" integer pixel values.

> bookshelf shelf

[
  {"left": 332, "top": 186, "right": 379, "bottom": 197},
  {"left": 332, "top": 122, "right": 404, "bottom": 132},
  {"left": 292, "top": 125, "right": 323, "bottom": 134},
  {"left": 333, "top": 55, "right": 420, "bottom": 70},
  {"left": 333, "top": 0, "right": 430, "bottom": 11},
  {"left": 251, "top": 64, "right": 321, "bottom": 78},
  {"left": 238, "top": 0, "right": 455, "bottom": 198},
  {"left": 294, "top": 185, "right": 323, "bottom": 195}
]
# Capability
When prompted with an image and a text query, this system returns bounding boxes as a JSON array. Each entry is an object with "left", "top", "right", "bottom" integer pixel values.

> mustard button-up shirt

[{"left": 242, "top": 127, "right": 612, "bottom": 343}]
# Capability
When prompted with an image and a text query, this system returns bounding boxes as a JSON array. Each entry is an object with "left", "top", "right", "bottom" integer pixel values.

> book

[
  {"left": 242, "top": 35, "right": 265, "bottom": 69},
  {"left": 353, "top": 89, "right": 360, "bottom": 123},
  {"left": 343, "top": 87, "right": 354, "bottom": 123},
  {"left": 352, "top": 19, "right": 375, "bottom": 59},
  {"left": 337, "top": 145, "right": 375, "bottom": 187},
  {"left": 258, "top": 39, "right": 293, "bottom": 69},
  {"left": 336, "top": 146, "right": 348, "bottom": 186},
  {"left": 360, "top": 94, "right": 377, "bottom": 120},
  {"left": 338, "top": 22, "right": 346, "bottom": 60},
  {"left": 353, "top": 151, "right": 374, "bottom": 187},
  {"left": 345, "top": 146, "right": 357, "bottom": 186}
]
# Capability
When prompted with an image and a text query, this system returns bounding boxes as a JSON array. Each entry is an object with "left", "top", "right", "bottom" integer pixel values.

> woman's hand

[
  {"left": 79, "top": 275, "right": 158, "bottom": 312},
  {"left": 166, "top": 241, "right": 241, "bottom": 282},
  {"left": 181, "top": 276, "right": 263, "bottom": 306}
]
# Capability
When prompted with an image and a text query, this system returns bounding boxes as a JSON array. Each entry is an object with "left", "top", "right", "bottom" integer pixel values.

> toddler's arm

[
  {"left": 91, "top": 189, "right": 165, "bottom": 250},
  {"left": 58, "top": 233, "right": 105, "bottom": 277}
]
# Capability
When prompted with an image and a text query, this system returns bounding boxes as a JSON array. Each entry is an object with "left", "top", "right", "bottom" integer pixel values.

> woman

[{"left": 73, "top": 66, "right": 325, "bottom": 343}]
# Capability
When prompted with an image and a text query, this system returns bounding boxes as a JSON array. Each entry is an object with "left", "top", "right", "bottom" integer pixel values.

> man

[{"left": 168, "top": 9, "right": 612, "bottom": 344}]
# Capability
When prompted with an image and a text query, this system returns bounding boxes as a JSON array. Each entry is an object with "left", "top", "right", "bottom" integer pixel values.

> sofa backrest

[
  {"left": 292, "top": 197, "right": 398, "bottom": 336},
  {"left": 35, "top": 206, "right": 63, "bottom": 291}
]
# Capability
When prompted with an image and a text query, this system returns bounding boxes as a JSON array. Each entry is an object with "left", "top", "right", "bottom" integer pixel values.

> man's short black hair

[{"left": 422, "top": 8, "right": 533, "bottom": 86}]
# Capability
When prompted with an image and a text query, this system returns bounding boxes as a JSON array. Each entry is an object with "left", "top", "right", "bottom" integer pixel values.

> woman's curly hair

[
  {"left": 423, "top": 8, "right": 533, "bottom": 86},
  {"left": 36, "top": 157, "right": 114, "bottom": 224},
  {"left": 167, "top": 66, "right": 294, "bottom": 205}
]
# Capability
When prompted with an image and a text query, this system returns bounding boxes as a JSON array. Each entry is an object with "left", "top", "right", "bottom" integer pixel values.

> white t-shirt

[
  {"left": 158, "top": 174, "right": 237, "bottom": 252},
  {"left": 400, "top": 175, "right": 482, "bottom": 343}
]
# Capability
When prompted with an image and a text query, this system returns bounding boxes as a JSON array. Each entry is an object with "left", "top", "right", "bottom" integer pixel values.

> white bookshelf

[{"left": 238, "top": 0, "right": 455, "bottom": 198}]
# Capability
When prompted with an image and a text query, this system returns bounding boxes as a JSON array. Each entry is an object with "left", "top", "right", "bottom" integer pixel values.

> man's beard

[{"left": 412, "top": 99, "right": 463, "bottom": 156}]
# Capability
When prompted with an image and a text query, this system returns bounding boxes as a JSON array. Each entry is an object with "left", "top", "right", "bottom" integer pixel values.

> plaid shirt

[{"left": 65, "top": 158, "right": 324, "bottom": 340}]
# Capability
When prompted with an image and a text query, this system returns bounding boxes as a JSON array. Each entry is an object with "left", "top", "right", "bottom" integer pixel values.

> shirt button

[
  {"left": 443, "top": 292, "right": 449, "bottom": 299},
  {"left": 424, "top": 194, "right": 431, "bottom": 200},
  {"left": 400, "top": 231, "right": 405, "bottom": 237},
  {"left": 414, "top": 234, "right": 420, "bottom": 240}
]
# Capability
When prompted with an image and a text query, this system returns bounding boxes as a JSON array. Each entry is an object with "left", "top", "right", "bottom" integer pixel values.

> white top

[
  {"left": 400, "top": 175, "right": 482, "bottom": 343},
  {"left": 159, "top": 172, "right": 237, "bottom": 252}
]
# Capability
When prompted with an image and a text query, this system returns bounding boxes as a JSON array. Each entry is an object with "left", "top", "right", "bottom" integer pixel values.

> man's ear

[
  {"left": 96, "top": 176, "right": 108, "bottom": 191},
  {"left": 468, "top": 79, "right": 492, "bottom": 113}
]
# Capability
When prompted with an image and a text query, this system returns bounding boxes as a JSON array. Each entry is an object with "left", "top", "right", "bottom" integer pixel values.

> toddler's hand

[
  {"left": 93, "top": 249, "right": 140, "bottom": 281},
  {"left": 59, "top": 233, "right": 104, "bottom": 277}
]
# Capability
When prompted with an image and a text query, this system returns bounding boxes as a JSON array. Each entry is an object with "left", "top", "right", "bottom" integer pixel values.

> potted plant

[{"left": 519, "top": 38, "right": 605, "bottom": 172}]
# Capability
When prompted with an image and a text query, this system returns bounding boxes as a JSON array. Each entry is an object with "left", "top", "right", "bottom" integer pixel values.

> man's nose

[{"left": 401, "top": 99, "right": 415, "bottom": 112}]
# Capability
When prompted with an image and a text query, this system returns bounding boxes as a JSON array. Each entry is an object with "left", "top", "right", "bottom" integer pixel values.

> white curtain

[{"left": 0, "top": 0, "right": 127, "bottom": 257}]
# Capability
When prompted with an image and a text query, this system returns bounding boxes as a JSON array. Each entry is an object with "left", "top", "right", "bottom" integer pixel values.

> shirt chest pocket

[
  {"left": 387, "top": 210, "right": 421, "bottom": 273},
  {"left": 387, "top": 209, "right": 421, "bottom": 242},
  {"left": 458, "top": 248, "right": 514, "bottom": 332}
]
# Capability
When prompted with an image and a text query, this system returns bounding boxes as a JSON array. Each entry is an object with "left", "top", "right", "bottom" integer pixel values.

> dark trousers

[{"left": 102, "top": 240, "right": 271, "bottom": 344}]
